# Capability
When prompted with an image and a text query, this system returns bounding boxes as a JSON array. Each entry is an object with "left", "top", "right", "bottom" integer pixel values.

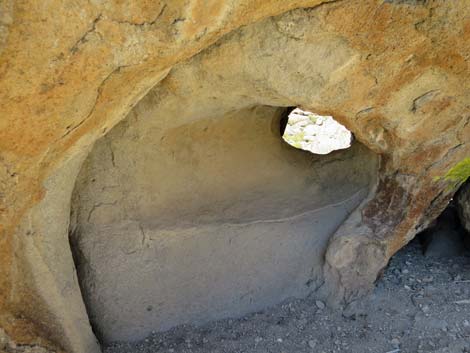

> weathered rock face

[
  {"left": 0, "top": 328, "right": 50, "bottom": 353},
  {"left": 1, "top": 1, "right": 470, "bottom": 352}
]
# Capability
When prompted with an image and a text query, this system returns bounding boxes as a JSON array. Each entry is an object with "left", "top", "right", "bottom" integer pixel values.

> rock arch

[{"left": 1, "top": 1, "right": 469, "bottom": 352}]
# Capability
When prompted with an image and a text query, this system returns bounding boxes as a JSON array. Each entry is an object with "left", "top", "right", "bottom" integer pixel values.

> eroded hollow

[
  {"left": 69, "top": 104, "right": 377, "bottom": 343},
  {"left": 415, "top": 180, "right": 470, "bottom": 260},
  {"left": 383, "top": 181, "right": 470, "bottom": 291}
]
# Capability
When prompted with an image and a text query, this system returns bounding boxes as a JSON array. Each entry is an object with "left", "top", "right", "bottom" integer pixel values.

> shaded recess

[
  {"left": 414, "top": 181, "right": 470, "bottom": 260},
  {"left": 69, "top": 104, "right": 377, "bottom": 343},
  {"left": 417, "top": 202, "right": 469, "bottom": 259}
]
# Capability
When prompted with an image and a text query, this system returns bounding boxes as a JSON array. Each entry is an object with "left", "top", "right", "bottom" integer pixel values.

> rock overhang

[{"left": 1, "top": 1, "right": 470, "bottom": 352}]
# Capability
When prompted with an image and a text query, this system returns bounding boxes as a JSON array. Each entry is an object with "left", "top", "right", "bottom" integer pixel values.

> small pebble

[
  {"left": 390, "top": 338, "right": 400, "bottom": 348},
  {"left": 308, "top": 340, "right": 317, "bottom": 348}
]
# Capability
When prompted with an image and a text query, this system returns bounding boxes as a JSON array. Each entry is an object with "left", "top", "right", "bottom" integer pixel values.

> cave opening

[
  {"left": 381, "top": 181, "right": 470, "bottom": 307},
  {"left": 416, "top": 201, "right": 470, "bottom": 260},
  {"left": 397, "top": 179, "right": 470, "bottom": 262},
  {"left": 68, "top": 103, "right": 378, "bottom": 344}
]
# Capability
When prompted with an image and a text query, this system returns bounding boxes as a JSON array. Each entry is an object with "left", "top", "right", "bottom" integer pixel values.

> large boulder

[{"left": 1, "top": 1, "right": 470, "bottom": 352}]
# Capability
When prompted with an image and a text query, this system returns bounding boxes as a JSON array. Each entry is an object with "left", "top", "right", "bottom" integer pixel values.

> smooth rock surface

[
  {"left": 104, "top": 239, "right": 470, "bottom": 353},
  {"left": 71, "top": 106, "right": 376, "bottom": 342}
]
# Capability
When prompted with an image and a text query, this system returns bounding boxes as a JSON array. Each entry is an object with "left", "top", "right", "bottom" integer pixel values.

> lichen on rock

[{"left": 438, "top": 158, "right": 470, "bottom": 190}]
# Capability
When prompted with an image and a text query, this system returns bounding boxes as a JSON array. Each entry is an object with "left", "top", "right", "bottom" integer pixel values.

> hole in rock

[
  {"left": 69, "top": 105, "right": 378, "bottom": 344},
  {"left": 281, "top": 108, "right": 353, "bottom": 155}
]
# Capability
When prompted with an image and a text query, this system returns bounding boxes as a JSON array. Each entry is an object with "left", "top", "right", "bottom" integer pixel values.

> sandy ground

[{"left": 105, "top": 238, "right": 470, "bottom": 353}]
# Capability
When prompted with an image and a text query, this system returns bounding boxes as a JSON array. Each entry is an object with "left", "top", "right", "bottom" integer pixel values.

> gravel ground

[{"left": 105, "top": 239, "right": 470, "bottom": 353}]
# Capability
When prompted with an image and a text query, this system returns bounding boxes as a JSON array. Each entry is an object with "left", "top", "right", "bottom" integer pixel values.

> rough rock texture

[
  {"left": 456, "top": 182, "right": 470, "bottom": 249},
  {"left": 1, "top": 1, "right": 470, "bottom": 353},
  {"left": 457, "top": 182, "right": 470, "bottom": 232},
  {"left": 71, "top": 105, "right": 376, "bottom": 343},
  {"left": 0, "top": 328, "right": 52, "bottom": 353}
]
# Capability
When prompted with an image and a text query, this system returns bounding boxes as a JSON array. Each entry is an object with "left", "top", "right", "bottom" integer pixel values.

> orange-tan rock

[{"left": 1, "top": 1, "right": 469, "bottom": 352}]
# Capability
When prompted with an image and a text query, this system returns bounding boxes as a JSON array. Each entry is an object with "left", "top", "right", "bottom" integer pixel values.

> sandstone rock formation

[
  {"left": 0, "top": 328, "right": 49, "bottom": 353},
  {"left": 1, "top": 1, "right": 470, "bottom": 352}
]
